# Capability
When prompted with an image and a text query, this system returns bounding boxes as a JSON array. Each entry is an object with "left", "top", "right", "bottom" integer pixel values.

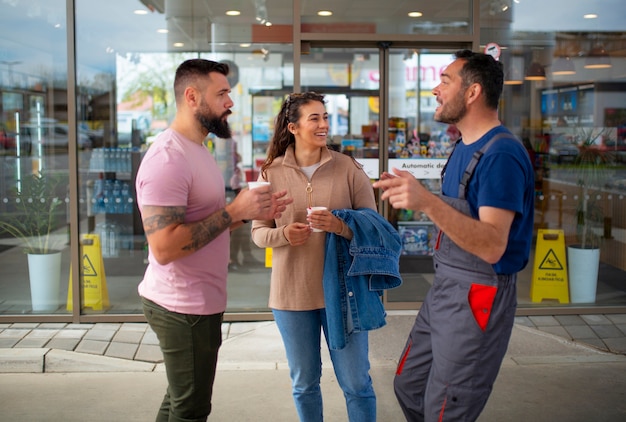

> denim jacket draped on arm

[{"left": 323, "top": 208, "right": 403, "bottom": 350}]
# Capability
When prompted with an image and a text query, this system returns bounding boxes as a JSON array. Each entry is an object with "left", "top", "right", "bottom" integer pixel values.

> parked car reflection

[
  {"left": 549, "top": 134, "right": 579, "bottom": 163},
  {"left": 20, "top": 120, "right": 92, "bottom": 151}
]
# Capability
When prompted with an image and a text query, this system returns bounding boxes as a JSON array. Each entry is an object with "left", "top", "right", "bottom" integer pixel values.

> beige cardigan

[{"left": 251, "top": 146, "right": 376, "bottom": 310}]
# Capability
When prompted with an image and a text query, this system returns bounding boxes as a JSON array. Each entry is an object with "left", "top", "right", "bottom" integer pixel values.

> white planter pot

[
  {"left": 27, "top": 252, "right": 62, "bottom": 312},
  {"left": 567, "top": 246, "right": 600, "bottom": 304}
]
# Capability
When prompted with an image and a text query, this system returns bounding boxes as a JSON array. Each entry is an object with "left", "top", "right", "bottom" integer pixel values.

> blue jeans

[
  {"left": 273, "top": 309, "right": 377, "bottom": 422},
  {"left": 142, "top": 297, "right": 223, "bottom": 422}
]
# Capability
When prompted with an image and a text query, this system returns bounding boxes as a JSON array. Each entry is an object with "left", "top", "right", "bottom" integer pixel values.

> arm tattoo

[
  {"left": 184, "top": 209, "right": 232, "bottom": 252},
  {"left": 142, "top": 206, "right": 232, "bottom": 253},
  {"left": 143, "top": 206, "right": 186, "bottom": 236}
]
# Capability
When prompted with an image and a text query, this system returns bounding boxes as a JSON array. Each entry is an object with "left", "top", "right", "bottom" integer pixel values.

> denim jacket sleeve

[{"left": 323, "top": 208, "right": 403, "bottom": 350}]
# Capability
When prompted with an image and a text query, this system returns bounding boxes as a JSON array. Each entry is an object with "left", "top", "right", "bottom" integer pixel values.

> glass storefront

[{"left": 0, "top": 0, "right": 624, "bottom": 322}]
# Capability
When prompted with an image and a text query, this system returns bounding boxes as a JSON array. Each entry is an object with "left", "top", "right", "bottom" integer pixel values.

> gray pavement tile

[
  {"left": 528, "top": 315, "right": 560, "bottom": 326},
  {"left": 616, "top": 324, "right": 626, "bottom": 336},
  {"left": 554, "top": 315, "right": 586, "bottom": 326},
  {"left": 93, "top": 322, "right": 121, "bottom": 331},
  {"left": 575, "top": 338, "right": 609, "bottom": 351},
  {"left": 0, "top": 348, "right": 47, "bottom": 373},
  {"left": 45, "top": 338, "right": 81, "bottom": 351},
  {"left": 25, "top": 329, "right": 58, "bottom": 339},
  {"left": 513, "top": 317, "right": 534, "bottom": 327},
  {"left": 37, "top": 323, "right": 68, "bottom": 330},
  {"left": 537, "top": 325, "right": 571, "bottom": 340},
  {"left": 0, "top": 324, "right": 11, "bottom": 329},
  {"left": 0, "top": 329, "right": 31, "bottom": 339},
  {"left": 580, "top": 314, "right": 612, "bottom": 325},
  {"left": 0, "top": 338, "right": 20, "bottom": 348},
  {"left": 140, "top": 330, "right": 159, "bottom": 345},
  {"left": 119, "top": 323, "right": 148, "bottom": 332},
  {"left": 65, "top": 323, "right": 94, "bottom": 329},
  {"left": 602, "top": 337, "right": 626, "bottom": 354},
  {"left": 54, "top": 329, "right": 87, "bottom": 339},
  {"left": 564, "top": 325, "right": 599, "bottom": 340},
  {"left": 74, "top": 339, "right": 108, "bottom": 355},
  {"left": 135, "top": 343, "right": 163, "bottom": 363},
  {"left": 112, "top": 330, "right": 144, "bottom": 344},
  {"left": 84, "top": 329, "right": 116, "bottom": 342},
  {"left": 14, "top": 337, "right": 49, "bottom": 348},
  {"left": 9, "top": 323, "right": 39, "bottom": 329},
  {"left": 105, "top": 342, "right": 138, "bottom": 360},
  {"left": 606, "top": 314, "right": 626, "bottom": 325},
  {"left": 590, "top": 324, "right": 625, "bottom": 339}
]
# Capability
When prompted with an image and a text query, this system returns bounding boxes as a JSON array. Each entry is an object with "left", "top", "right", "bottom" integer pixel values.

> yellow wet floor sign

[
  {"left": 530, "top": 229, "right": 569, "bottom": 303},
  {"left": 67, "top": 234, "right": 110, "bottom": 311},
  {"left": 265, "top": 247, "right": 272, "bottom": 268}
]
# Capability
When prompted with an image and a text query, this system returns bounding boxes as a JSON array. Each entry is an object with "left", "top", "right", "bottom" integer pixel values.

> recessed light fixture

[
  {"left": 240, "top": 43, "right": 251, "bottom": 48},
  {"left": 265, "top": 21, "right": 272, "bottom": 26},
  {"left": 157, "top": 28, "right": 168, "bottom": 34},
  {"left": 226, "top": 10, "right": 241, "bottom": 16},
  {"left": 408, "top": 11, "right": 423, "bottom": 18},
  {"left": 133, "top": 9, "right": 148, "bottom": 15},
  {"left": 318, "top": 10, "right": 332, "bottom": 17},
  {"left": 583, "top": 13, "right": 598, "bottom": 19},
  {"left": 173, "top": 42, "right": 184, "bottom": 48}
]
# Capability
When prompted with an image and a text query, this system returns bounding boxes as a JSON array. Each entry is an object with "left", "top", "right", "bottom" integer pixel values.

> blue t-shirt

[{"left": 441, "top": 126, "right": 535, "bottom": 274}]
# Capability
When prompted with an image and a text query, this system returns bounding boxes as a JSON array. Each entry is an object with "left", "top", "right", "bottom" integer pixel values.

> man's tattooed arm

[{"left": 141, "top": 205, "right": 233, "bottom": 263}]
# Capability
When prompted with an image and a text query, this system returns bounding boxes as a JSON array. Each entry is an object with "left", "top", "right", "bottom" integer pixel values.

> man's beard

[
  {"left": 434, "top": 89, "right": 467, "bottom": 125},
  {"left": 196, "top": 107, "right": 232, "bottom": 139}
]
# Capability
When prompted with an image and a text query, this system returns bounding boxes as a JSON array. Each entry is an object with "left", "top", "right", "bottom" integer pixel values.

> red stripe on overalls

[{"left": 396, "top": 340, "right": 412, "bottom": 375}]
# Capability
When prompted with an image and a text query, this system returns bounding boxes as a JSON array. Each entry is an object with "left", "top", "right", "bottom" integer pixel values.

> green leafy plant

[
  {"left": 0, "top": 171, "right": 64, "bottom": 254},
  {"left": 572, "top": 127, "right": 615, "bottom": 249}
]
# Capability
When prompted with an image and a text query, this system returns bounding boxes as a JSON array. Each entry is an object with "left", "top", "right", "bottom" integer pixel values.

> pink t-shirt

[{"left": 136, "top": 128, "right": 229, "bottom": 315}]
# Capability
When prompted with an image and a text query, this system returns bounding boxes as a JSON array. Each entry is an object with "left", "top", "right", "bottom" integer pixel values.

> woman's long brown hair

[{"left": 260, "top": 92, "right": 325, "bottom": 179}]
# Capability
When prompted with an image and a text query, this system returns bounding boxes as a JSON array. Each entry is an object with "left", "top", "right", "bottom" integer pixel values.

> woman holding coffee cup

[{"left": 251, "top": 92, "right": 378, "bottom": 421}]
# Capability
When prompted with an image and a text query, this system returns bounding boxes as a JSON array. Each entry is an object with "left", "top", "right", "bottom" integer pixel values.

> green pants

[{"left": 142, "top": 297, "right": 223, "bottom": 422}]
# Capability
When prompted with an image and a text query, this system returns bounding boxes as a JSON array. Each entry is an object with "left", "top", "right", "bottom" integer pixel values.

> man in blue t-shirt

[{"left": 374, "top": 50, "right": 534, "bottom": 421}]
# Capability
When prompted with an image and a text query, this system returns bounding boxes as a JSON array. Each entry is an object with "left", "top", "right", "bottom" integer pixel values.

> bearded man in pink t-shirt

[{"left": 136, "top": 59, "right": 291, "bottom": 422}]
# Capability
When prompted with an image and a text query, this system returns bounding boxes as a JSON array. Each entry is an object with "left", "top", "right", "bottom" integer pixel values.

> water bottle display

[
  {"left": 88, "top": 147, "right": 143, "bottom": 260},
  {"left": 91, "top": 179, "right": 133, "bottom": 215},
  {"left": 89, "top": 147, "right": 134, "bottom": 173}
]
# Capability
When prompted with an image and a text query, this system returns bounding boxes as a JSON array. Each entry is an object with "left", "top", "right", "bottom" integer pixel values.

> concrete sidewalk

[{"left": 1, "top": 314, "right": 626, "bottom": 421}]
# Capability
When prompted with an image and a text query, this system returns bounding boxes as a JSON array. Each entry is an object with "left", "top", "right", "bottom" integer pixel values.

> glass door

[{"left": 383, "top": 48, "right": 460, "bottom": 308}]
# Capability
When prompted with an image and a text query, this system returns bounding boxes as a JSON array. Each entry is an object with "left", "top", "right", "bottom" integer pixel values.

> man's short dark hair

[
  {"left": 454, "top": 49, "right": 504, "bottom": 110},
  {"left": 174, "top": 59, "right": 230, "bottom": 101}
]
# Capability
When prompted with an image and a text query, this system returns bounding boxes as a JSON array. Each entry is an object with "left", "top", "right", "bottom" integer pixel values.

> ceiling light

[
  {"left": 133, "top": 9, "right": 149, "bottom": 15},
  {"left": 240, "top": 43, "right": 251, "bottom": 48},
  {"left": 226, "top": 10, "right": 241, "bottom": 16},
  {"left": 552, "top": 56, "right": 576, "bottom": 75},
  {"left": 157, "top": 28, "right": 168, "bottom": 34},
  {"left": 525, "top": 61, "right": 546, "bottom": 81},
  {"left": 583, "top": 14, "right": 598, "bottom": 19},
  {"left": 173, "top": 42, "right": 184, "bottom": 48},
  {"left": 318, "top": 10, "right": 332, "bottom": 17},
  {"left": 408, "top": 11, "right": 423, "bottom": 18},
  {"left": 584, "top": 46, "right": 612, "bottom": 69}
]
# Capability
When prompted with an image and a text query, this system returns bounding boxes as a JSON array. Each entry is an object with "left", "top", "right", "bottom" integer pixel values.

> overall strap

[{"left": 457, "top": 132, "right": 520, "bottom": 200}]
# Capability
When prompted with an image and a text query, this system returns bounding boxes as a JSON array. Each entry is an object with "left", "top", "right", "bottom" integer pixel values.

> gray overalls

[{"left": 394, "top": 134, "right": 518, "bottom": 422}]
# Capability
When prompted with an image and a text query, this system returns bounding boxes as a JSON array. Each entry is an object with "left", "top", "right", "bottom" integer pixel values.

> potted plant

[
  {"left": 567, "top": 127, "right": 615, "bottom": 303},
  {"left": 0, "top": 171, "right": 65, "bottom": 311}
]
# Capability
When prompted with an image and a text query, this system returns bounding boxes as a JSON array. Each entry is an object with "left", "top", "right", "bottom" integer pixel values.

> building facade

[{"left": 0, "top": 0, "right": 625, "bottom": 323}]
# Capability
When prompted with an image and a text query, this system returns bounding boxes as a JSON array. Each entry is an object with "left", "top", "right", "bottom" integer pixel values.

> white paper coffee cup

[
  {"left": 248, "top": 181, "right": 270, "bottom": 190},
  {"left": 307, "top": 206, "right": 327, "bottom": 232}
]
